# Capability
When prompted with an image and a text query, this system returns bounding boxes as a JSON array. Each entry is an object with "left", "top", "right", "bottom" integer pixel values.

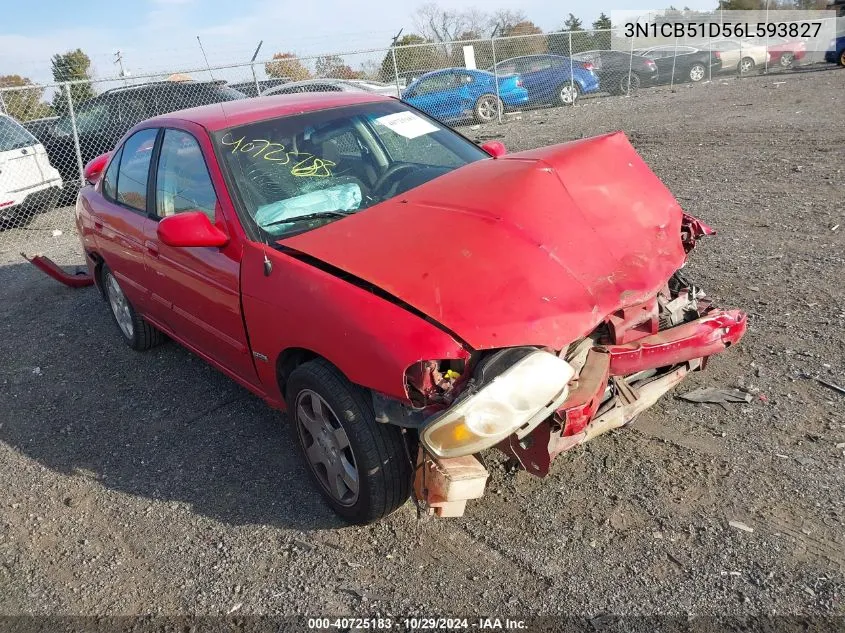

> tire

[
  {"left": 688, "top": 63, "right": 706, "bottom": 82},
  {"left": 102, "top": 265, "right": 165, "bottom": 351},
  {"left": 738, "top": 57, "right": 755, "bottom": 74},
  {"left": 779, "top": 52, "right": 794, "bottom": 68},
  {"left": 286, "top": 359, "right": 412, "bottom": 524},
  {"left": 557, "top": 82, "right": 580, "bottom": 106},
  {"left": 618, "top": 72, "right": 641, "bottom": 95},
  {"left": 473, "top": 94, "right": 502, "bottom": 124},
  {"left": 839, "top": 50, "right": 845, "bottom": 67}
]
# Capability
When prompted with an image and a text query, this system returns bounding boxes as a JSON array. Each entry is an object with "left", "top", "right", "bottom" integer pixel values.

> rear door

[
  {"left": 0, "top": 116, "right": 44, "bottom": 200},
  {"left": 143, "top": 125, "right": 257, "bottom": 384},
  {"left": 91, "top": 127, "right": 160, "bottom": 311}
]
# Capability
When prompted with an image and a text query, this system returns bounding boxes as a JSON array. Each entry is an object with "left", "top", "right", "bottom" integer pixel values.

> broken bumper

[{"left": 508, "top": 308, "right": 747, "bottom": 476}]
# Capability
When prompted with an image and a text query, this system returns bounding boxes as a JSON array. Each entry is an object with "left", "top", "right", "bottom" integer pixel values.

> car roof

[{"left": 145, "top": 91, "right": 394, "bottom": 131}]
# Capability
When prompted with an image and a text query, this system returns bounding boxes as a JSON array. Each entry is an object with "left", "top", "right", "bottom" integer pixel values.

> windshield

[
  {"left": 0, "top": 115, "right": 38, "bottom": 151},
  {"left": 215, "top": 101, "right": 488, "bottom": 239}
]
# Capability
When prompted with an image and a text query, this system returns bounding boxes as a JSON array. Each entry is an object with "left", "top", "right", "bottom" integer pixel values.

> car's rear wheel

[
  {"left": 557, "top": 82, "right": 580, "bottom": 106},
  {"left": 688, "top": 63, "right": 706, "bottom": 82},
  {"left": 739, "top": 57, "right": 755, "bottom": 74},
  {"left": 779, "top": 52, "right": 794, "bottom": 67},
  {"left": 839, "top": 50, "right": 845, "bottom": 67},
  {"left": 102, "top": 266, "right": 165, "bottom": 351},
  {"left": 286, "top": 359, "right": 412, "bottom": 524},
  {"left": 473, "top": 94, "right": 502, "bottom": 123},
  {"left": 618, "top": 72, "right": 641, "bottom": 95}
]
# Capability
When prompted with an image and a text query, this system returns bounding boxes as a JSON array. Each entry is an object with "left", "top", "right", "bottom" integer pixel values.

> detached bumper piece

[
  {"left": 508, "top": 308, "right": 747, "bottom": 477},
  {"left": 21, "top": 253, "right": 94, "bottom": 288}
]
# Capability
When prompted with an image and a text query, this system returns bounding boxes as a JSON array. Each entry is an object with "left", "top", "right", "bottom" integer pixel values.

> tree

[
  {"left": 264, "top": 52, "right": 311, "bottom": 81},
  {"left": 380, "top": 34, "right": 444, "bottom": 82},
  {"left": 592, "top": 12, "right": 612, "bottom": 30},
  {"left": 562, "top": 13, "right": 584, "bottom": 32},
  {"left": 414, "top": 2, "right": 491, "bottom": 42},
  {"left": 0, "top": 75, "right": 52, "bottom": 121},
  {"left": 314, "top": 55, "right": 363, "bottom": 79},
  {"left": 50, "top": 49, "right": 95, "bottom": 116},
  {"left": 496, "top": 21, "right": 547, "bottom": 60}
]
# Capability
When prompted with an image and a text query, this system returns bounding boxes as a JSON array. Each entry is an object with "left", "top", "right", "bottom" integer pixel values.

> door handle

[{"left": 144, "top": 240, "right": 159, "bottom": 257}]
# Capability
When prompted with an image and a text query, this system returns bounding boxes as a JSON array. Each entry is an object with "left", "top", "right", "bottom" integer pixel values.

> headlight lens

[{"left": 421, "top": 350, "right": 574, "bottom": 458}]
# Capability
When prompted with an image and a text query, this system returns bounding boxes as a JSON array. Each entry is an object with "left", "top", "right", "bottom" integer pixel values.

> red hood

[{"left": 281, "top": 132, "right": 687, "bottom": 351}]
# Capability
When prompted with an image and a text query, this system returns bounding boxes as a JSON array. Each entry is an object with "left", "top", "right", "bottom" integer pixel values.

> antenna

[
  {"left": 390, "top": 28, "right": 404, "bottom": 46},
  {"left": 113, "top": 50, "right": 129, "bottom": 80},
  {"left": 196, "top": 36, "right": 214, "bottom": 80},
  {"left": 250, "top": 40, "right": 264, "bottom": 96}
]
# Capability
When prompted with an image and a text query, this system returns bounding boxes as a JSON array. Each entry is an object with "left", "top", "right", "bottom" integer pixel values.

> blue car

[
  {"left": 489, "top": 54, "right": 600, "bottom": 106},
  {"left": 402, "top": 68, "right": 528, "bottom": 124},
  {"left": 825, "top": 35, "right": 845, "bottom": 66}
]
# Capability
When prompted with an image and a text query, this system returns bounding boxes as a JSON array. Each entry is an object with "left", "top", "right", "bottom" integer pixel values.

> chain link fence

[{"left": 1, "top": 20, "right": 841, "bottom": 265}]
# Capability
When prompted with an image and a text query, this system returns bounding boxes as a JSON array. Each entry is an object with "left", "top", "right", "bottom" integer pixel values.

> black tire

[
  {"left": 688, "top": 63, "right": 706, "bottom": 83},
  {"left": 286, "top": 359, "right": 412, "bottom": 524},
  {"left": 102, "top": 265, "right": 165, "bottom": 351},
  {"left": 618, "top": 72, "right": 641, "bottom": 95},
  {"left": 557, "top": 82, "right": 580, "bottom": 106},
  {"left": 473, "top": 94, "right": 502, "bottom": 124},
  {"left": 839, "top": 50, "right": 845, "bottom": 67}
]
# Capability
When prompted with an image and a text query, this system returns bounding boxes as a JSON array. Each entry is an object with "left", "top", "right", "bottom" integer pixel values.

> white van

[{"left": 0, "top": 114, "right": 63, "bottom": 226}]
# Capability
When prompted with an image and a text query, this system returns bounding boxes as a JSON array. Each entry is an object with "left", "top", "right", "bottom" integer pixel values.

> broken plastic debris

[
  {"left": 728, "top": 520, "right": 754, "bottom": 533},
  {"left": 678, "top": 387, "right": 752, "bottom": 410},
  {"left": 51, "top": 229, "right": 62, "bottom": 237}
]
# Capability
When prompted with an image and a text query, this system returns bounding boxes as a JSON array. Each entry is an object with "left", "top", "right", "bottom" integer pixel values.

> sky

[{"left": 0, "top": 0, "right": 719, "bottom": 86}]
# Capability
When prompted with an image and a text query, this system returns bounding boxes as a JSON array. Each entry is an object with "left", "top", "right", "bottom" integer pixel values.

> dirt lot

[{"left": 0, "top": 67, "right": 843, "bottom": 622}]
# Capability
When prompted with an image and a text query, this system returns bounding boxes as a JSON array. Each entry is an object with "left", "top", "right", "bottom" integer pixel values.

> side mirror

[
  {"left": 157, "top": 211, "right": 229, "bottom": 248},
  {"left": 481, "top": 140, "right": 507, "bottom": 158},
  {"left": 83, "top": 153, "right": 110, "bottom": 185}
]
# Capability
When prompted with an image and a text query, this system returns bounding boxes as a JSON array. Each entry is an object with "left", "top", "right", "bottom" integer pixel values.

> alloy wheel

[
  {"left": 295, "top": 389, "right": 359, "bottom": 506},
  {"left": 106, "top": 273, "right": 134, "bottom": 340},
  {"left": 689, "top": 64, "right": 705, "bottom": 82}
]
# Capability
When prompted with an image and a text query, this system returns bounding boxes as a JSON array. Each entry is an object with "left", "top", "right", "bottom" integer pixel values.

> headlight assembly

[{"left": 421, "top": 350, "right": 574, "bottom": 458}]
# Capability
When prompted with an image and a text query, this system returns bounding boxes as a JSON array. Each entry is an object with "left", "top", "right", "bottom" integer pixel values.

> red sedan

[
  {"left": 73, "top": 92, "right": 746, "bottom": 523},
  {"left": 766, "top": 37, "right": 807, "bottom": 67}
]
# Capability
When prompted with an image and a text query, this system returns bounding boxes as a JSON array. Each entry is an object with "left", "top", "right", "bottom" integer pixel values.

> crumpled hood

[{"left": 281, "top": 132, "right": 687, "bottom": 351}]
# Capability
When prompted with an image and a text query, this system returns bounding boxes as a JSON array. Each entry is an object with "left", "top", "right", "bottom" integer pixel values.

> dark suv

[{"left": 29, "top": 80, "right": 245, "bottom": 185}]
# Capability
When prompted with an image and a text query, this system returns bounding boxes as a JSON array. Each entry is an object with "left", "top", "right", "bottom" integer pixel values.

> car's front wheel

[
  {"left": 286, "top": 359, "right": 412, "bottom": 524},
  {"left": 473, "top": 94, "right": 502, "bottom": 123},
  {"left": 779, "top": 52, "right": 794, "bottom": 67},
  {"left": 102, "top": 265, "right": 165, "bottom": 351}
]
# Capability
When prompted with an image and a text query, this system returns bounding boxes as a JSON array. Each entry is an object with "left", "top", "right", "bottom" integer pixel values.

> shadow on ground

[{"left": 0, "top": 262, "right": 344, "bottom": 531}]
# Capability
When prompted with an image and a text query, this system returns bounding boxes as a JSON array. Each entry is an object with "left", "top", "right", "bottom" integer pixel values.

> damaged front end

[{"left": 409, "top": 229, "right": 746, "bottom": 517}]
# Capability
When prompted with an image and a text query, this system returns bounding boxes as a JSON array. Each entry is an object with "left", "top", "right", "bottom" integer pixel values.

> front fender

[{"left": 240, "top": 243, "right": 469, "bottom": 407}]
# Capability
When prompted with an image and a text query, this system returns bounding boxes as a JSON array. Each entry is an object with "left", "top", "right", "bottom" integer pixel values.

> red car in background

[
  {"left": 766, "top": 37, "right": 807, "bottom": 67},
  {"left": 72, "top": 93, "right": 746, "bottom": 524}
]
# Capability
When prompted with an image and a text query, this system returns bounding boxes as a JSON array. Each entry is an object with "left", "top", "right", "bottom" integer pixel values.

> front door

[{"left": 143, "top": 127, "right": 257, "bottom": 384}]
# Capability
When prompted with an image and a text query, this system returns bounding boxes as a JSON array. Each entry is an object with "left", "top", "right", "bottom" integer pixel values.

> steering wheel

[{"left": 371, "top": 163, "right": 416, "bottom": 197}]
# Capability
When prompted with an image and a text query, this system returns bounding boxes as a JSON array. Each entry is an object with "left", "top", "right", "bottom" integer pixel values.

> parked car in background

[
  {"left": 708, "top": 40, "right": 769, "bottom": 73},
  {"left": 634, "top": 46, "right": 722, "bottom": 83},
  {"left": 825, "top": 34, "right": 845, "bottom": 65},
  {"left": 402, "top": 68, "right": 528, "bottom": 123},
  {"left": 764, "top": 37, "right": 807, "bottom": 67},
  {"left": 488, "top": 54, "right": 600, "bottom": 106},
  {"left": 0, "top": 114, "right": 62, "bottom": 227},
  {"left": 263, "top": 79, "right": 400, "bottom": 98},
  {"left": 30, "top": 79, "right": 246, "bottom": 186},
  {"left": 571, "top": 50, "right": 658, "bottom": 94},
  {"left": 71, "top": 92, "right": 746, "bottom": 523},
  {"left": 228, "top": 78, "right": 290, "bottom": 97}
]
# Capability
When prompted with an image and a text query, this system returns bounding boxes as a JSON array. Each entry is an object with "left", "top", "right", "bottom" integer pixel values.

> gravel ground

[{"left": 0, "top": 67, "right": 843, "bottom": 623}]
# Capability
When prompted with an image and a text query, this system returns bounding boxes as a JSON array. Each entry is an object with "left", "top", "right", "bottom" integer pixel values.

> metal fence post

[
  {"left": 708, "top": 38, "right": 712, "bottom": 82},
  {"left": 670, "top": 36, "right": 678, "bottom": 90},
  {"left": 65, "top": 83, "right": 85, "bottom": 186},
  {"left": 0, "top": 89, "right": 7, "bottom": 115},
  {"left": 627, "top": 35, "right": 634, "bottom": 97},
  {"left": 569, "top": 31, "right": 575, "bottom": 104},
  {"left": 491, "top": 36, "right": 502, "bottom": 124},
  {"left": 391, "top": 47, "right": 401, "bottom": 96}
]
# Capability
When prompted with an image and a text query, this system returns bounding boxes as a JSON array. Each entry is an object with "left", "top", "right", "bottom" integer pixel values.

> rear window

[{"left": 0, "top": 115, "right": 38, "bottom": 151}]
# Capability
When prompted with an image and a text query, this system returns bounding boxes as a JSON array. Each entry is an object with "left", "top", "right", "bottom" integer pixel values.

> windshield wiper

[{"left": 261, "top": 209, "right": 354, "bottom": 229}]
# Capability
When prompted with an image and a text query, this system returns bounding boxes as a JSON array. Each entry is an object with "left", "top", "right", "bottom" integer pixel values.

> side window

[
  {"left": 116, "top": 128, "right": 158, "bottom": 212},
  {"left": 498, "top": 61, "right": 518, "bottom": 75},
  {"left": 155, "top": 129, "right": 217, "bottom": 220},
  {"left": 101, "top": 146, "right": 123, "bottom": 201}
]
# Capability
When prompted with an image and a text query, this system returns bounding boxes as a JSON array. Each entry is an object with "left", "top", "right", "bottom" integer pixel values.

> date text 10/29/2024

[{"left": 307, "top": 618, "right": 528, "bottom": 630}]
